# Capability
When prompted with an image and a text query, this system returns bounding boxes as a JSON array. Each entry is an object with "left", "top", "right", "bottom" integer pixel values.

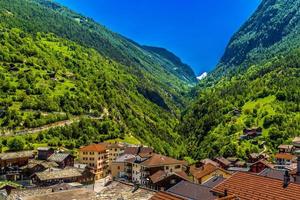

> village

[{"left": 0, "top": 135, "right": 299, "bottom": 200}]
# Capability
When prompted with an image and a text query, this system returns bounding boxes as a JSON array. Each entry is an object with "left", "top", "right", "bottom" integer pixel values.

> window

[
  {"left": 175, "top": 165, "right": 181, "bottom": 169},
  {"left": 165, "top": 166, "right": 169, "bottom": 170},
  {"left": 118, "top": 166, "right": 120, "bottom": 170}
]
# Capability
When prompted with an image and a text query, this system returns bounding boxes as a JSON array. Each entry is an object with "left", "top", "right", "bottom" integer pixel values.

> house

[
  {"left": 249, "top": 159, "right": 274, "bottom": 173},
  {"left": 37, "top": 147, "right": 54, "bottom": 160},
  {"left": 213, "top": 157, "right": 231, "bottom": 169},
  {"left": 211, "top": 172, "right": 300, "bottom": 200},
  {"left": 275, "top": 153, "right": 296, "bottom": 168},
  {"left": 167, "top": 180, "right": 215, "bottom": 200},
  {"left": 47, "top": 153, "right": 74, "bottom": 168},
  {"left": 240, "top": 127, "right": 262, "bottom": 140},
  {"left": 111, "top": 154, "right": 135, "bottom": 179},
  {"left": 278, "top": 144, "right": 294, "bottom": 153},
  {"left": 78, "top": 143, "right": 109, "bottom": 180},
  {"left": 293, "top": 137, "right": 300, "bottom": 149},
  {"left": 190, "top": 159, "right": 219, "bottom": 175},
  {"left": 0, "top": 151, "right": 34, "bottom": 169},
  {"left": 21, "top": 159, "right": 59, "bottom": 176},
  {"left": 191, "top": 163, "right": 231, "bottom": 184},
  {"left": 127, "top": 153, "right": 186, "bottom": 186},
  {"left": 248, "top": 153, "right": 268, "bottom": 163},
  {"left": 148, "top": 170, "right": 189, "bottom": 191},
  {"left": 31, "top": 168, "right": 82, "bottom": 186}
]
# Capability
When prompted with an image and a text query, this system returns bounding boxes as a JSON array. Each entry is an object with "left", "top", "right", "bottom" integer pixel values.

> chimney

[
  {"left": 224, "top": 189, "right": 228, "bottom": 197},
  {"left": 283, "top": 170, "right": 290, "bottom": 188},
  {"left": 294, "top": 149, "right": 300, "bottom": 183}
]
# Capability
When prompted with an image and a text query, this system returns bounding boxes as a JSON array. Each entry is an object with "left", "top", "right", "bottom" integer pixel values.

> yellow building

[
  {"left": 107, "top": 143, "right": 125, "bottom": 167},
  {"left": 191, "top": 163, "right": 231, "bottom": 184},
  {"left": 79, "top": 143, "right": 109, "bottom": 180}
]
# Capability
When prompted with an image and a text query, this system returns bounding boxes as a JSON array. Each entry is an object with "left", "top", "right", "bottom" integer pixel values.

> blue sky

[{"left": 55, "top": 0, "right": 261, "bottom": 75}]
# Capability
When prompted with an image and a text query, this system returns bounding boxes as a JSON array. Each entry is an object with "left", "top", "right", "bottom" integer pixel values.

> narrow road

[{"left": 2, "top": 114, "right": 106, "bottom": 137}]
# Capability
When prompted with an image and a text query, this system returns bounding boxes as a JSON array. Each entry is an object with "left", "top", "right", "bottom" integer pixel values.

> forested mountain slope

[
  {"left": 0, "top": 0, "right": 197, "bottom": 109},
  {"left": 179, "top": 0, "right": 300, "bottom": 160},
  {"left": 213, "top": 0, "right": 300, "bottom": 79},
  {"left": 0, "top": 0, "right": 197, "bottom": 156},
  {"left": 180, "top": 49, "right": 300, "bottom": 160}
]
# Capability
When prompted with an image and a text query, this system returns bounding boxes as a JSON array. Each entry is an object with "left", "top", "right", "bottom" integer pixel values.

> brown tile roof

[
  {"left": 150, "top": 170, "right": 167, "bottom": 183},
  {"left": 250, "top": 159, "right": 274, "bottom": 169},
  {"left": 193, "top": 163, "right": 229, "bottom": 180},
  {"left": 275, "top": 153, "right": 296, "bottom": 160},
  {"left": 79, "top": 143, "right": 108, "bottom": 153},
  {"left": 150, "top": 170, "right": 189, "bottom": 184},
  {"left": 211, "top": 172, "right": 300, "bottom": 200},
  {"left": 150, "top": 191, "right": 186, "bottom": 200},
  {"left": 141, "top": 154, "right": 186, "bottom": 167},
  {"left": 216, "top": 195, "right": 239, "bottom": 200}
]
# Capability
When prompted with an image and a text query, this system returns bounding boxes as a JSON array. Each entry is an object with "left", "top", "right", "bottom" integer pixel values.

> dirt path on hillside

[{"left": 2, "top": 108, "right": 108, "bottom": 137}]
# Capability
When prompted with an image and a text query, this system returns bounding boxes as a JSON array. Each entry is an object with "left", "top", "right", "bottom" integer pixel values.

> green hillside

[
  {"left": 0, "top": 25, "right": 186, "bottom": 156},
  {"left": 179, "top": 51, "right": 300, "bottom": 160}
]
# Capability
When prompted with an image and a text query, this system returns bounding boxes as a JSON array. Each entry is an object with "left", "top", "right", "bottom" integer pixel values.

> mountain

[
  {"left": 0, "top": 0, "right": 196, "bottom": 156},
  {"left": 179, "top": 0, "right": 300, "bottom": 160},
  {"left": 213, "top": 0, "right": 300, "bottom": 79}
]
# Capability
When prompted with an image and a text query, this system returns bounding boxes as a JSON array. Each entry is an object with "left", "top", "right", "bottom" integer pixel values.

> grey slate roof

[
  {"left": 167, "top": 180, "right": 215, "bottom": 200},
  {"left": 0, "top": 151, "right": 34, "bottom": 160},
  {"left": 48, "top": 153, "right": 71, "bottom": 163},
  {"left": 201, "top": 176, "right": 226, "bottom": 188}
]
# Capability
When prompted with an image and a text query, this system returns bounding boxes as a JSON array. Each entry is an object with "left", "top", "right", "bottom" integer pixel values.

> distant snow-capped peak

[{"left": 197, "top": 72, "right": 207, "bottom": 80}]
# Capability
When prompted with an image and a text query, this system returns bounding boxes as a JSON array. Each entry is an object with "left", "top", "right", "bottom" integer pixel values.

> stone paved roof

[
  {"left": 0, "top": 151, "right": 34, "bottom": 160},
  {"left": 48, "top": 153, "right": 71, "bottom": 163},
  {"left": 35, "top": 168, "right": 82, "bottom": 181}
]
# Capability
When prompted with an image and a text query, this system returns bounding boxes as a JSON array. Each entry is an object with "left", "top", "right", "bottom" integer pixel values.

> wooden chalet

[
  {"left": 31, "top": 168, "right": 82, "bottom": 186},
  {"left": 47, "top": 153, "right": 74, "bottom": 168},
  {"left": 249, "top": 159, "right": 274, "bottom": 173}
]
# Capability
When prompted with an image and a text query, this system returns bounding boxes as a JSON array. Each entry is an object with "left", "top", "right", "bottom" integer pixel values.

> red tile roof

[
  {"left": 211, "top": 172, "right": 300, "bottom": 200},
  {"left": 150, "top": 191, "right": 186, "bottom": 200},
  {"left": 79, "top": 143, "right": 108, "bottom": 152}
]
